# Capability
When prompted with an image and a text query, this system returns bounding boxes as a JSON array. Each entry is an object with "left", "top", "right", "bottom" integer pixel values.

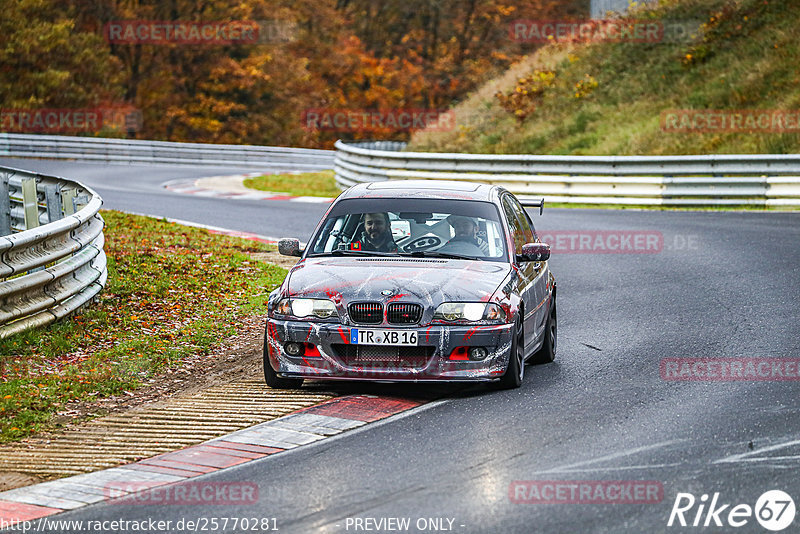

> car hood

[{"left": 286, "top": 257, "right": 510, "bottom": 305}]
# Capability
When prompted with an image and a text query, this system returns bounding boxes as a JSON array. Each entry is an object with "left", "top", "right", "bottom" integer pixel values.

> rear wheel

[
  {"left": 263, "top": 342, "right": 303, "bottom": 389},
  {"left": 530, "top": 297, "right": 557, "bottom": 365},
  {"left": 494, "top": 317, "right": 524, "bottom": 389}
]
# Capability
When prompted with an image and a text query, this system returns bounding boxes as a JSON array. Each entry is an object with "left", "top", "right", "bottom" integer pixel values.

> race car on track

[{"left": 264, "top": 180, "right": 557, "bottom": 389}]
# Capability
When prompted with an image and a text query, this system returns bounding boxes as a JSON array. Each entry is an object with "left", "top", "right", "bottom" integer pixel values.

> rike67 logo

[{"left": 668, "top": 490, "right": 796, "bottom": 531}]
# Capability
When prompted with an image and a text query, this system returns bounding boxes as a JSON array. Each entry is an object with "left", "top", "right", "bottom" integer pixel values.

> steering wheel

[{"left": 403, "top": 235, "right": 442, "bottom": 252}]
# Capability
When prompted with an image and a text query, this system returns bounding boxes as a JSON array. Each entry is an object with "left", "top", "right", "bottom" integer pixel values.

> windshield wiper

[
  {"left": 397, "top": 251, "right": 477, "bottom": 261},
  {"left": 309, "top": 249, "right": 395, "bottom": 257}
]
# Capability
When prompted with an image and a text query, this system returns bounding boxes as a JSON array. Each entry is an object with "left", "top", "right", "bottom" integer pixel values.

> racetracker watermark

[
  {"left": 661, "top": 358, "right": 800, "bottom": 381},
  {"left": 301, "top": 108, "right": 455, "bottom": 133},
  {"left": 661, "top": 110, "right": 800, "bottom": 133},
  {"left": 104, "top": 481, "right": 258, "bottom": 505},
  {"left": 104, "top": 20, "right": 297, "bottom": 45},
  {"left": 1, "top": 107, "right": 142, "bottom": 134},
  {"left": 509, "top": 480, "right": 663, "bottom": 504},
  {"left": 538, "top": 230, "right": 664, "bottom": 254},
  {"left": 509, "top": 19, "right": 698, "bottom": 43}
]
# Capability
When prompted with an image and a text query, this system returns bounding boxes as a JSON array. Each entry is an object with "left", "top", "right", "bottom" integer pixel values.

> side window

[
  {"left": 502, "top": 196, "right": 524, "bottom": 255},
  {"left": 508, "top": 196, "right": 536, "bottom": 243}
]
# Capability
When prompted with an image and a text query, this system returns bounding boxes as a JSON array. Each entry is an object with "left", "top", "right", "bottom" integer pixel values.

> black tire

[
  {"left": 530, "top": 296, "right": 557, "bottom": 365},
  {"left": 494, "top": 317, "right": 524, "bottom": 389},
  {"left": 263, "top": 342, "right": 303, "bottom": 389}
]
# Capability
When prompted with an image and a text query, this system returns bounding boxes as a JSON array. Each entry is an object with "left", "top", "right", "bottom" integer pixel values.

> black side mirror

[
  {"left": 518, "top": 242, "right": 550, "bottom": 262},
  {"left": 278, "top": 238, "right": 302, "bottom": 257}
]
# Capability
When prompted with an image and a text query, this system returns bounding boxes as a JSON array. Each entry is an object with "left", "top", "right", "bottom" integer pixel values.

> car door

[
  {"left": 506, "top": 194, "right": 550, "bottom": 348},
  {"left": 501, "top": 194, "right": 538, "bottom": 354},
  {"left": 515, "top": 197, "right": 550, "bottom": 341}
]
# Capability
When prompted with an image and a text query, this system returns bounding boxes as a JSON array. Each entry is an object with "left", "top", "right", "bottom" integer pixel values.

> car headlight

[
  {"left": 276, "top": 298, "right": 338, "bottom": 319},
  {"left": 433, "top": 302, "right": 507, "bottom": 323}
]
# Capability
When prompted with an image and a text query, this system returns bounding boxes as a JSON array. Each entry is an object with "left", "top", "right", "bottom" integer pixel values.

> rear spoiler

[{"left": 519, "top": 198, "right": 545, "bottom": 216}]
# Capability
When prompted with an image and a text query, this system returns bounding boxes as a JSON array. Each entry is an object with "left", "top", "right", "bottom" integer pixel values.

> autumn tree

[
  {"left": 334, "top": 0, "right": 588, "bottom": 108},
  {"left": 2, "top": 0, "right": 587, "bottom": 147},
  {"left": 0, "top": 1, "right": 124, "bottom": 113}
]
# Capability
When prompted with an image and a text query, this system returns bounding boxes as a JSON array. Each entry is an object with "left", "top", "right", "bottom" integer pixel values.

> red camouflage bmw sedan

[{"left": 264, "top": 180, "right": 557, "bottom": 389}]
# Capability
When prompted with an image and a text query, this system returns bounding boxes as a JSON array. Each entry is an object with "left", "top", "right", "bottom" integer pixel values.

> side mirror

[
  {"left": 278, "top": 238, "right": 302, "bottom": 257},
  {"left": 518, "top": 242, "right": 550, "bottom": 262}
]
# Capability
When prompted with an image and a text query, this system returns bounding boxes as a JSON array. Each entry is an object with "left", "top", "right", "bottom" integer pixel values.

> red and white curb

[
  {"left": 0, "top": 395, "right": 426, "bottom": 523},
  {"left": 163, "top": 174, "right": 334, "bottom": 203}
]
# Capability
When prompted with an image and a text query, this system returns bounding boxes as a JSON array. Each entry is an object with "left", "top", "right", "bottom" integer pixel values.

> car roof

[{"left": 339, "top": 180, "right": 500, "bottom": 202}]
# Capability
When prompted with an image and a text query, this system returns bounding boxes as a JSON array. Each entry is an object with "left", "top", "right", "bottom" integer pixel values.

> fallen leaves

[{"left": 0, "top": 210, "right": 287, "bottom": 443}]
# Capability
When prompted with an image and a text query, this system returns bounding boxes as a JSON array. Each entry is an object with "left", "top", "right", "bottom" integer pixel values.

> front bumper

[{"left": 265, "top": 319, "right": 514, "bottom": 382}]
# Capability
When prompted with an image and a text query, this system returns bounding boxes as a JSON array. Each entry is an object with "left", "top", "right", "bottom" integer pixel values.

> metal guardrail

[
  {"left": 0, "top": 133, "right": 335, "bottom": 171},
  {"left": 0, "top": 166, "right": 106, "bottom": 338},
  {"left": 334, "top": 141, "right": 800, "bottom": 206}
]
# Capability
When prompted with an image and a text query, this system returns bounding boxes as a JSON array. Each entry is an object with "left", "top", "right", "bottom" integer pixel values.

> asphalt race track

[
  {"left": 0, "top": 158, "right": 329, "bottom": 240},
  {"left": 2, "top": 158, "right": 799, "bottom": 533}
]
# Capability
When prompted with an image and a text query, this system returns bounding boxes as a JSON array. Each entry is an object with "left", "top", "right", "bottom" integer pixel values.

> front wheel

[
  {"left": 530, "top": 297, "right": 557, "bottom": 365},
  {"left": 263, "top": 343, "right": 303, "bottom": 389},
  {"left": 494, "top": 317, "right": 524, "bottom": 389}
]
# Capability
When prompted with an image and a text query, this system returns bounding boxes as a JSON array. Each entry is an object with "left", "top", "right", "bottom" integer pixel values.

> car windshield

[{"left": 307, "top": 198, "right": 508, "bottom": 262}]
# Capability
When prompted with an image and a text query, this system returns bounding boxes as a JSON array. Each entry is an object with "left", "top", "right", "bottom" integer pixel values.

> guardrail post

[
  {"left": 75, "top": 194, "right": 90, "bottom": 212},
  {"left": 21, "top": 178, "right": 40, "bottom": 230},
  {"left": 0, "top": 171, "right": 10, "bottom": 236},
  {"left": 44, "top": 183, "right": 63, "bottom": 223},
  {"left": 61, "top": 188, "right": 77, "bottom": 216}
]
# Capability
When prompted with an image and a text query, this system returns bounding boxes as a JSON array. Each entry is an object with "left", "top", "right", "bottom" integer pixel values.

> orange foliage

[{"left": 4, "top": 0, "right": 587, "bottom": 147}]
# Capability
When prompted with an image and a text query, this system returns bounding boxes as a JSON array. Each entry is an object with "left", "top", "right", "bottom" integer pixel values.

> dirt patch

[
  {"left": 0, "top": 471, "right": 38, "bottom": 492},
  {"left": 250, "top": 250, "right": 300, "bottom": 270}
]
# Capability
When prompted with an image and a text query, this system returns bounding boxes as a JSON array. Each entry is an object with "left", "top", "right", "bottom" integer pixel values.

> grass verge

[
  {"left": 0, "top": 211, "right": 287, "bottom": 444},
  {"left": 410, "top": 0, "right": 800, "bottom": 156},
  {"left": 243, "top": 170, "right": 340, "bottom": 197}
]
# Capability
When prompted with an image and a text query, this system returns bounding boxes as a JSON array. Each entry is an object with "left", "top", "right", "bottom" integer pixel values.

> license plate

[{"left": 350, "top": 328, "right": 418, "bottom": 346}]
